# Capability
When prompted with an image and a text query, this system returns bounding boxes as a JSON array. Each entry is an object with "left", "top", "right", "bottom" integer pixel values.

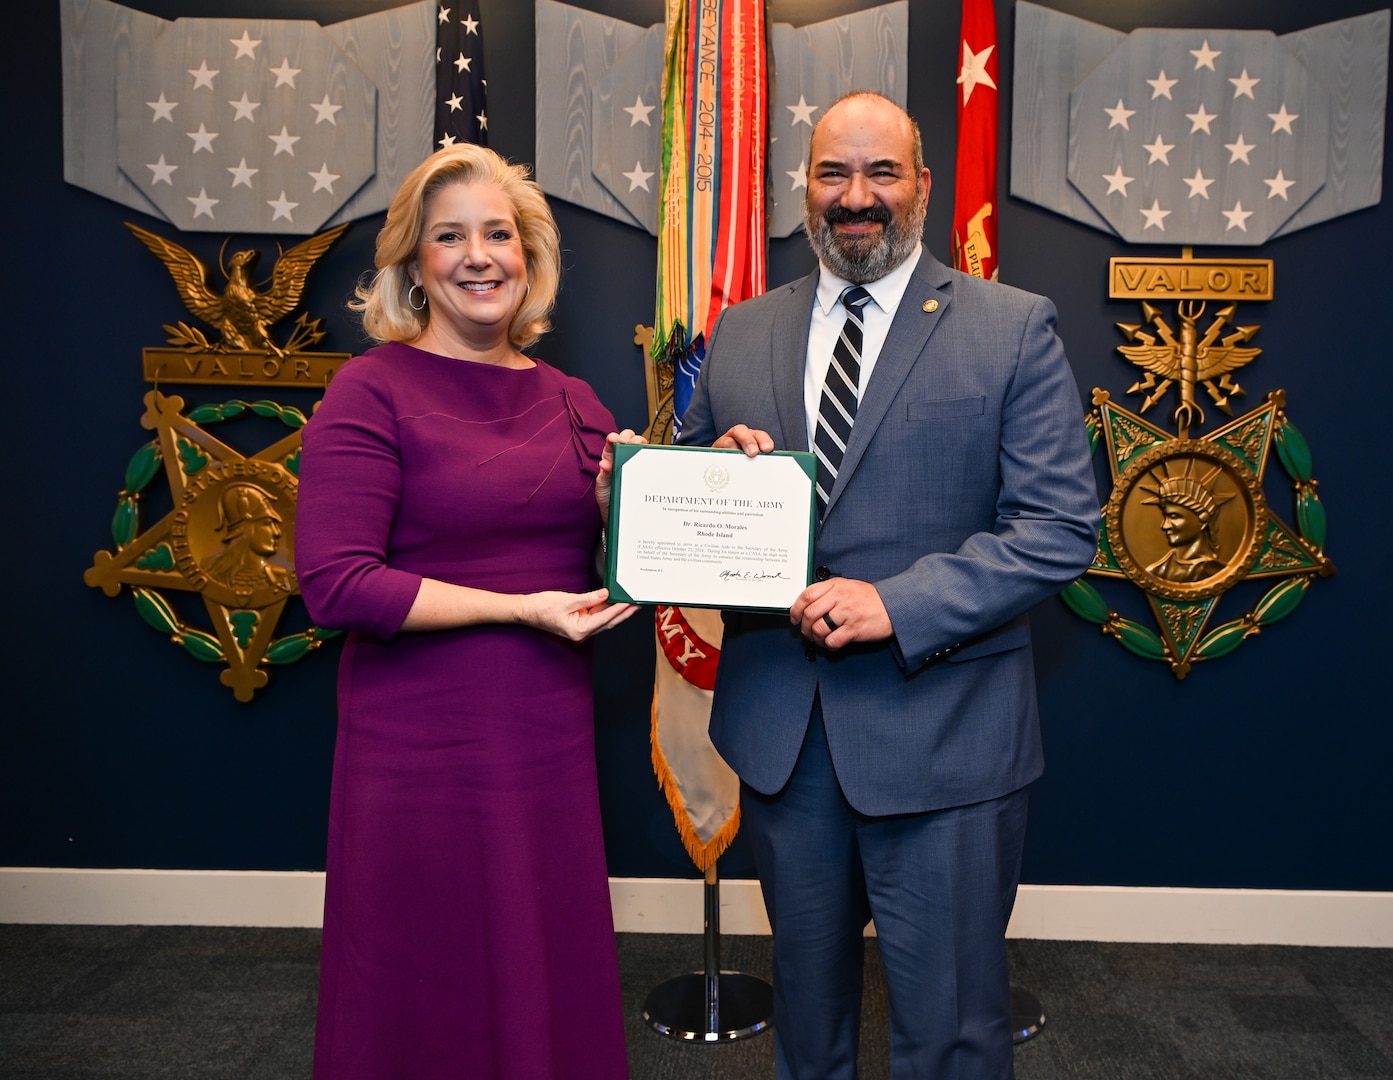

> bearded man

[{"left": 677, "top": 92, "right": 1099, "bottom": 1079}]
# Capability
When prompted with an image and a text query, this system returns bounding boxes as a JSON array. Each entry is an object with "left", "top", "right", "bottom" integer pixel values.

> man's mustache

[{"left": 823, "top": 204, "right": 892, "bottom": 227}]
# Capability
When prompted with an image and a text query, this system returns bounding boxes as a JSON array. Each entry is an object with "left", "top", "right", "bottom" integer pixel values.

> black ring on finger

[{"left": 823, "top": 613, "right": 837, "bottom": 632}]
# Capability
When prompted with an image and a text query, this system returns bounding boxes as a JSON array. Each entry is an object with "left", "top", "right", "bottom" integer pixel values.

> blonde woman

[{"left": 297, "top": 145, "right": 636, "bottom": 1079}]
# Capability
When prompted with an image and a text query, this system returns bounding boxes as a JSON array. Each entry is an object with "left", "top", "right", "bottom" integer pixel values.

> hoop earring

[
  {"left": 407, "top": 284, "right": 428, "bottom": 311},
  {"left": 525, "top": 282, "right": 532, "bottom": 299}
]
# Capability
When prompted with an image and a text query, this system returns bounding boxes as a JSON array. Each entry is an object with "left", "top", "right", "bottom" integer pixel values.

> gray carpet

[{"left": 1, "top": 926, "right": 1390, "bottom": 1078}]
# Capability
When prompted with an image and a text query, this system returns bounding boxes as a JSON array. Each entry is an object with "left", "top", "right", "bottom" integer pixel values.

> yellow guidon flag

[{"left": 650, "top": 0, "right": 767, "bottom": 871}]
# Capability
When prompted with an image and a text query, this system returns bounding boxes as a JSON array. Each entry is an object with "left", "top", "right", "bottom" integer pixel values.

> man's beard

[{"left": 804, "top": 197, "right": 925, "bottom": 284}]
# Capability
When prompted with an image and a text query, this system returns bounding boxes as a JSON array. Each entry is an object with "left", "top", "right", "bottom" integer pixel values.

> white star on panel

[
  {"left": 476, "top": 111, "right": 487, "bottom": 131},
  {"left": 1187, "top": 105, "right": 1217, "bottom": 134},
  {"left": 267, "top": 191, "right": 299, "bottom": 222},
  {"left": 1143, "top": 136, "right": 1174, "bottom": 165},
  {"left": 624, "top": 96, "right": 655, "bottom": 126},
  {"left": 1102, "top": 165, "right": 1134, "bottom": 195},
  {"left": 188, "top": 61, "right": 218, "bottom": 90},
  {"left": 1190, "top": 41, "right": 1221, "bottom": 71},
  {"left": 147, "top": 155, "right": 178, "bottom": 185},
  {"left": 1269, "top": 105, "right": 1298, "bottom": 134},
  {"left": 1140, "top": 200, "right": 1171, "bottom": 230},
  {"left": 787, "top": 96, "right": 818, "bottom": 127},
  {"left": 270, "top": 59, "right": 301, "bottom": 88},
  {"left": 1147, "top": 70, "right": 1178, "bottom": 100},
  {"left": 147, "top": 93, "right": 178, "bottom": 122},
  {"left": 787, "top": 159, "right": 808, "bottom": 191},
  {"left": 1223, "top": 201, "right": 1253, "bottom": 231},
  {"left": 438, "top": 5, "right": 451, "bottom": 24},
  {"left": 309, "top": 164, "right": 340, "bottom": 193},
  {"left": 623, "top": 162, "right": 654, "bottom": 192},
  {"left": 1104, "top": 99, "right": 1135, "bottom": 130},
  {"left": 957, "top": 41, "right": 997, "bottom": 105},
  {"left": 1229, "top": 69, "right": 1260, "bottom": 99},
  {"left": 446, "top": 93, "right": 463, "bottom": 113},
  {"left": 438, "top": 133, "right": 457, "bottom": 148},
  {"left": 454, "top": 52, "right": 472, "bottom": 73},
  {"left": 229, "top": 93, "right": 260, "bottom": 122},
  {"left": 1264, "top": 170, "right": 1295, "bottom": 200},
  {"left": 188, "top": 188, "right": 218, "bottom": 219},
  {"left": 462, "top": 13, "right": 479, "bottom": 34},
  {"left": 1183, "top": 169, "right": 1215, "bottom": 199},
  {"left": 311, "top": 95, "right": 343, "bottom": 125},
  {"left": 1225, "top": 135, "right": 1256, "bottom": 164},
  {"left": 227, "top": 158, "right": 258, "bottom": 188},
  {"left": 229, "top": 30, "right": 261, "bottom": 60},
  {"left": 269, "top": 126, "right": 300, "bottom": 156},
  {"left": 187, "top": 123, "right": 218, "bottom": 153}
]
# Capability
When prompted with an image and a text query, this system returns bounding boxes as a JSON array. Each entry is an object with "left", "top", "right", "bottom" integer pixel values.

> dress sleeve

[{"left": 295, "top": 358, "right": 423, "bottom": 640}]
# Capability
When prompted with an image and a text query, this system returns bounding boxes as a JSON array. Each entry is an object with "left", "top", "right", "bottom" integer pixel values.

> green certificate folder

[{"left": 604, "top": 443, "right": 817, "bottom": 611}]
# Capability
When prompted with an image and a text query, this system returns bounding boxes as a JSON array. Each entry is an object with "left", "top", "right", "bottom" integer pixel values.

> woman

[{"left": 296, "top": 144, "right": 638, "bottom": 1079}]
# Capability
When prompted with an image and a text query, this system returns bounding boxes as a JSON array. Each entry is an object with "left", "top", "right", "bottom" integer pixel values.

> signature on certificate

[{"left": 719, "top": 568, "right": 790, "bottom": 582}]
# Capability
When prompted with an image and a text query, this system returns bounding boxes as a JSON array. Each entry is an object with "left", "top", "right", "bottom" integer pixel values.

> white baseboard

[{"left": 2, "top": 869, "right": 1390, "bottom": 948}]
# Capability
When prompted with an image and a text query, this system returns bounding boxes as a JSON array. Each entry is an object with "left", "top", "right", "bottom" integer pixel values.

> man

[{"left": 677, "top": 92, "right": 1099, "bottom": 1078}]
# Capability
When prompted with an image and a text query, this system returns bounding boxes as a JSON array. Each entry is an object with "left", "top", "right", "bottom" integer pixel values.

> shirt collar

[{"left": 814, "top": 241, "right": 923, "bottom": 317}]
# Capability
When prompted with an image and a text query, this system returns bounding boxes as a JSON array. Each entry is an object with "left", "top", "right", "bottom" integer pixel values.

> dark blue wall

[{"left": 4, "top": 0, "right": 1387, "bottom": 892}]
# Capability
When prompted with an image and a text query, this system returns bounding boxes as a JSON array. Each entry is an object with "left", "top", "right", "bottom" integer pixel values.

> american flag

[
  {"left": 1069, "top": 28, "right": 1327, "bottom": 246},
  {"left": 435, "top": 1, "right": 487, "bottom": 148}
]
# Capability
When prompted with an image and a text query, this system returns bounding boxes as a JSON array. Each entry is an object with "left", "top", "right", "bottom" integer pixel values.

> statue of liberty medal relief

[
  {"left": 1065, "top": 252, "right": 1335, "bottom": 679},
  {"left": 85, "top": 224, "right": 353, "bottom": 701}
]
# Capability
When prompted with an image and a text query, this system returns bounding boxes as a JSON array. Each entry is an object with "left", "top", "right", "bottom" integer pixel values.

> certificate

[{"left": 604, "top": 444, "right": 817, "bottom": 611}]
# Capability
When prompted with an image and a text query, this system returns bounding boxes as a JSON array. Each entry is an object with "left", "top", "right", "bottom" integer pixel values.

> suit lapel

[
  {"left": 772, "top": 273, "right": 817, "bottom": 453},
  {"left": 826, "top": 252, "right": 953, "bottom": 517}
]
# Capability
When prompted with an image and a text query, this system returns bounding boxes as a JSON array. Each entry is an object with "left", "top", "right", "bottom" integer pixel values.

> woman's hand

[
  {"left": 597, "top": 429, "right": 647, "bottom": 523},
  {"left": 402, "top": 579, "right": 636, "bottom": 636},
  {"left": 519, "top": 587, "right": 639, "bottom": 641}
]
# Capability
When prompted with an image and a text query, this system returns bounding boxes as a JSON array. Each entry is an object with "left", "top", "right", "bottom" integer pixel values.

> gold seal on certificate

[{"left": 604, "top": 444, "right": 817, "bottom": 611}]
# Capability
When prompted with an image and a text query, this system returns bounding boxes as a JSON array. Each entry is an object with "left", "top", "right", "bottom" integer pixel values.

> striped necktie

[{"left": 813, "top": 285, "right": 872, "bottom": 516}]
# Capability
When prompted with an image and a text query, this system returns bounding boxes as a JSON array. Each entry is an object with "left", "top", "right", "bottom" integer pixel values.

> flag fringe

[{"left": 650, "top": 694, "right": 741, "bottom": 873}]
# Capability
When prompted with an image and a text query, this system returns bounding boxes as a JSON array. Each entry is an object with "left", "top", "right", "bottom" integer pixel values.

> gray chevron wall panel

[
  {"left": 1010, "top": 2, "right": 1388, "bottom": 245},
  {"left": 61, "top": 0, "right": 435, "bottom": 235},
  {"left": 534, "top": 0, "right": 908, "bottom": 239}
]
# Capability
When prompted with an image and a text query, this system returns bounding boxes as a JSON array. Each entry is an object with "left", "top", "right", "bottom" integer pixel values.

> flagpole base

[
  {"left": 1011, "top": 984, "right": 1046, "bottom": 1044},
  {"left": 642, "top": 862, "right": 772, "bottom": 1042},
  {"left": 642, "top": 971, "right": 773, "bottom": 1042}
]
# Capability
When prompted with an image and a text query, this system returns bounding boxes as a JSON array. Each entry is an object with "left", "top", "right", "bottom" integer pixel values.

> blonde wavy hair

[{"left": 352, "top": 145, "right": 561, "bottom": 350}]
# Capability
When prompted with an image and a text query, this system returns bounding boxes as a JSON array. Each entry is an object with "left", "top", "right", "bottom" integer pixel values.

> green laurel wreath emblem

[{"left": 110, "top": 398, "right": 340, "bottom": 668}]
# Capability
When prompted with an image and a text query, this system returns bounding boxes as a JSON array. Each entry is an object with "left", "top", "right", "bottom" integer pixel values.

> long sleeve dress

[{"left": 295, "top": 341, "right": 629, "bottom": 1080}]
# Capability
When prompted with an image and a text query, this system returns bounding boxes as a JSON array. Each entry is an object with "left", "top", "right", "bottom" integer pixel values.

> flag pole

[
  {"left": 642, "top": 860, "right": 772, "bottom": 1041},
  {"left": 642, "top": 0, "right": 772, "bottom": 1043}
]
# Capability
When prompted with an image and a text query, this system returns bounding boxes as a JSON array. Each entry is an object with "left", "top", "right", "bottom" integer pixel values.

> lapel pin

[{"left": 922, "top": 299, "right": 939, "bottom": 313}]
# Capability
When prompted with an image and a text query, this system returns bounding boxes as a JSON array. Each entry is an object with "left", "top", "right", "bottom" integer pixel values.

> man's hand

[
  {"left": 790, "top": 578, "right": 893, "bottom": 650},
  {"left": 713, "top": 425, "right": 775, "bottom": 456}
]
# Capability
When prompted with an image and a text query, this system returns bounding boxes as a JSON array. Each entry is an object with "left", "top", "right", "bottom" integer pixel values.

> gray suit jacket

[{"left": 678, "top": 250, "right": 1099, "bottom": 816}]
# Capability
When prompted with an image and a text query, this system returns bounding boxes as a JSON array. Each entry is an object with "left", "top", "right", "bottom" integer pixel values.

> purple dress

[{"left": 296, "top": 341, "right": 628, "bottom": 1080}]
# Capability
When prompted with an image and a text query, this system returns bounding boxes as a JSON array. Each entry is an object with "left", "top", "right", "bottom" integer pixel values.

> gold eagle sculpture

[
  {"left": 1116, "top": 299, "right": 1261, "bottom": 437},
  {"left": 126, "top": 222, "right": 349, "bottom": 357}
]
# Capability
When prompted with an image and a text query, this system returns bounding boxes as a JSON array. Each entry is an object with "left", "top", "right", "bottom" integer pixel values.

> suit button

[
  {"left": 804, "top": 643, "right": 816, "bottom": 661},
  {"left": 815, "top": 565, "right": 831, "bottom": 581}
]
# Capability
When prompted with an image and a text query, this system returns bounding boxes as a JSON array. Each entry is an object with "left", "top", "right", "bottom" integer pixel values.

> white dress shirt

[{"left": 802, "top": 243, "right": 922, "bottom": 449}]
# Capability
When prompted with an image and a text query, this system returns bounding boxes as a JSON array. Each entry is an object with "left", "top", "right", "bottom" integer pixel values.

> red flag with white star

[
  {"left": 952, "top": 0, "right": 998, "bottom": 280},
  {"left": 435, "top": 1, "right": 486, "bottom": 148}
]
